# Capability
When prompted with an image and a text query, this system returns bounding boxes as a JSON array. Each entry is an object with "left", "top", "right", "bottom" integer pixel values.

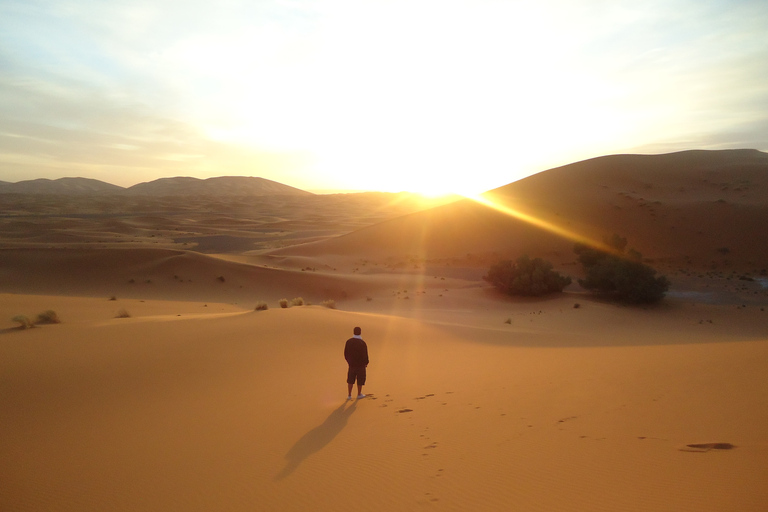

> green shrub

[
  {"left": 574, "top": 234, "right": 670, "bottom": 304},
  {"left": 36, "top": 310, "right": 61, "bottom": 324},
  {"left": 484, "top": 255, "right": 571, "bottom": 296},
  {"left": 12, "top": 315, "right": 34, "bottom": 329}
]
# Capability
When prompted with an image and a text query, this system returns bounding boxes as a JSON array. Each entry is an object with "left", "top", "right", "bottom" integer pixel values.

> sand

[
  {"left": 2, "top": 293, "right": 767, "bottom": 512},
  {"left": 1, "top": 150, "right": 767, "bottom": 510}
]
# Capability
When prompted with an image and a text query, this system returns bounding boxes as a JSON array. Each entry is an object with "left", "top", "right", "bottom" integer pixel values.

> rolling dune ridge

[{"left": 1, "top": 150, "right": 767, "bottom": 511}]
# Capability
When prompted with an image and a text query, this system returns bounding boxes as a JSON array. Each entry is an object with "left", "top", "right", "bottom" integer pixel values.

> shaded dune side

[
  {"left": 0, "top": 248, "right": 392, "bottom": 302},
  {"left": 269, "top": 150, "right": 768, "bottom": 269},
  {"left": 268, "top": 199, "right": 572, "bottom": 261},
  {"left": 482, "top": 149, "right": 768, "bottom": 267}
]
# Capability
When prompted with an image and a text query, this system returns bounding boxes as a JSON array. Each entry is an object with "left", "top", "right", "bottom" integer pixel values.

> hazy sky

[{"left": 1, "top": 0, "right": 766, "bottom": 194}]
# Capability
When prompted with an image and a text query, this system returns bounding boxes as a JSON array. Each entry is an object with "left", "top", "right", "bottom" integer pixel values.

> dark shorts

[{"left": 347, "top": 366, "right": 367, "bottom": 385}]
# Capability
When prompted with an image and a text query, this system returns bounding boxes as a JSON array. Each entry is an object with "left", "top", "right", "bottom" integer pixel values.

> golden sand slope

[
  {"left": 271, "top": 150, "right": 768, "bottom": 271},
  {"left": 1, "top": 150, "right": 767, "bottom": 511},
  {"left": 0, "top": 247, "right": 490, "bottom": 307},
  {"left": 2, "top": 293, "right": 767, "bottom": 512}
]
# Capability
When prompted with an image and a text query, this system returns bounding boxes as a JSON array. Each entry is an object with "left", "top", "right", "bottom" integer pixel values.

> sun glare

[
  {"left": 465, "top": 193, "right": 615, "bottom": 253},
  {"left": 191, "top": 1, "right": 655, "bottom": 201},
  {"left": 415, "top": 189, "right": 453, "bottom": 199}
]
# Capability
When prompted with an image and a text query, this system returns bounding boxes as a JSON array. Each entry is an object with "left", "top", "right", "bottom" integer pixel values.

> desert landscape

[{"left": 2, "top": 149, "right": 768, "bottom": 511}]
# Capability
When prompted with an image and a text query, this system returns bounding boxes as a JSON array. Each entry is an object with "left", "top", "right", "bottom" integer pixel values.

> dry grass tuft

[
  {"left": 115, "top": 309, "right": 131, "bottom": 318},
  {"left": 254, "top": 301, "right": 268, "bottom": 311},
  {"left": 278, "top": 298, "right": 289, "bottom": 308},
  {"left": 321, "top": 299, "right": 336, "bottom": 309},
  {"left": 290, "top": 297, "right": 305, "bottom": 306}
]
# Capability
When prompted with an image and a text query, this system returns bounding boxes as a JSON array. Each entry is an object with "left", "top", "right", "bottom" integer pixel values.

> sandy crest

[
  {"left": 2, "top": 150, "right": 767, "bottom": 510},
  {"left": 1, "top": 293, "right": 766, "bottom": 511},
  {"left": 270, "top": 151, "right": 768, "bottom": 272}
]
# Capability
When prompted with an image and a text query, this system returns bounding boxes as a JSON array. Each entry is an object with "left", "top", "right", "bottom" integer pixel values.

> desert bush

[
  {"left": 254, "top": 301, "right": 268, "bottom": 311},
  {"left": 35, "top": 310, "right": 61, "bottom": 324},
  {"left": 115, "top": 309, "right": 131, "bottom": 318},
  {"left": 278, "top": 298, "right": 289, "bottom": 308},
  {"left": 321, "top": 299, "right": 336, "bottom": 309},
  {"left": 484, "top": 255, "right": 571, "bottom": 296},
  {"left": 574, "top": 234, "right": 670, "bottom": 304},
  {"left": 290, "top": 297, "right": 305, "bottom": 306},
  {"left": 12, "top": 315, "right": 34, "bottom": 329}
]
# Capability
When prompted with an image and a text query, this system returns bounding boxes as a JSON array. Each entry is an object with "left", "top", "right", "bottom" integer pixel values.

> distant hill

[
  {"left": 269, "top": 149, "right": 768, "bottom": 270},
  {"left": 124, "top": 176, "right": 313, "bottom": 197},
  {"left": 0, "top": 175, "right": 314, "bottom": 197},
  {"left": 0, "top": 177, "right": 124, "bottom": 195}
]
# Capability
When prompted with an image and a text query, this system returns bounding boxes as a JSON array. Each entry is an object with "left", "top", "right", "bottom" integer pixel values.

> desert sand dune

[
  {"left": 0, "top": 191, "right": 454, "bottom": 253},
  {"left": 1, "top": 295, "right": 767, "bottom": 511},
  {"left": 1, "top": 150, "right": 767, "bottom": 511},
  {"left": 0, "top": 248, "right": 367, "bottom": 302},
  {"left": 271, "top": 150, "right": 768, "bottom": 272}
]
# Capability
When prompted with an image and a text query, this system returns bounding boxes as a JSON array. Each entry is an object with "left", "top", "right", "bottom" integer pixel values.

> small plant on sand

[
  {"left": 484, "top": 255, "right": 571, "bottom": 296},
  {"left": 115, "top": 309, "right": 131, "bottom": 318},
  {"left": 278, "top": 298, "right": 289, "bottom": 308},
  {"left": 290, "top": 297, "right": 305, "bottom": 306},
  {"left": 109, "top": 296, "right": 117, "bottom": 301},
  {"left": 574, "top": 234, "right": 669, "bottom": 304},
  {"left": 12, "top": 315, "right": 34, "bottom": 329},
  {"left": 321, "top": 299, "right": 336, "bottom": 309},
  {"left": 35, "top": 310, "right": 61, "bottom": 324},
  {"left": 254, "top": 301, "right": 269, "bottom": 311}
]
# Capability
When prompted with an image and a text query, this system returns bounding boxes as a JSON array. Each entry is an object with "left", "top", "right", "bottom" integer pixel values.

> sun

[
  {"left": 415, "top": 189, "right": 454, "bottom": 199},
  {"left": 402, "top": 178, "right": 463, "bottom": 198}
]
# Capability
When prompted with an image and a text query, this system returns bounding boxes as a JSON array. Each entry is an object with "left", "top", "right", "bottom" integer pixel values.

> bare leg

[
  {"left": 357, "top": 384, "right": 363, "bottom": 396},
  {"left": 347, "top": 382, "right": 353, "bottom": 397}
]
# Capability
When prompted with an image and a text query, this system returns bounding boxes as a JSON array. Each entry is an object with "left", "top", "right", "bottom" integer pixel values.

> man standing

[{"left": 344, "top": 326, "right": 369, "bottom": 400}]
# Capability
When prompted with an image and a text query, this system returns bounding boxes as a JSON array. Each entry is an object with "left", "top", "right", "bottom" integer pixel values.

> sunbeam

[{"left": 463, "top": 192, "right": 617, "bottom": 254}]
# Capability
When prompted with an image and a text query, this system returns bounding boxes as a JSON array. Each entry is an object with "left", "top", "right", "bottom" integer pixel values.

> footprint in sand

[{"left": 679, "top": 442, "right": 736, "bottom": 452}]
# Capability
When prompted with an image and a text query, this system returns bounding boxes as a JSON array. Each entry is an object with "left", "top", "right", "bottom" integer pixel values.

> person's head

[{"left": 353, "top": 326, "right": 361, "bottom": 336}]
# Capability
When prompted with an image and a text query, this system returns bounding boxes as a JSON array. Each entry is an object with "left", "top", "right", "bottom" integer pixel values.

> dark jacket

[{"left": 344, "top": 336, "right": 369, "bottom": 367}]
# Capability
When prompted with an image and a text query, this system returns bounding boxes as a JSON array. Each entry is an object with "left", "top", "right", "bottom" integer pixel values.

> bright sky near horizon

[{"left": 1, "top": 0, "right": 767, "bottom": 195}]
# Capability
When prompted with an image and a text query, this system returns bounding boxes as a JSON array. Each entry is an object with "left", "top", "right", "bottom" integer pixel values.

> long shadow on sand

[{"left": 275, "top": 401, "right": 357, "bottom": 480}]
